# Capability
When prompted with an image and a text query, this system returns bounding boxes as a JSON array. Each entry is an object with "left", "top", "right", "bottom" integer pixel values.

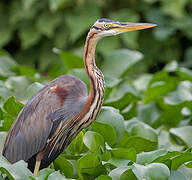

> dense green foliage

[
  {"left": 0, "top": 48, "right": 192, "bottom": 179},
  {"left": 0, "top": 0, "right": 192, "bottom": 73}
]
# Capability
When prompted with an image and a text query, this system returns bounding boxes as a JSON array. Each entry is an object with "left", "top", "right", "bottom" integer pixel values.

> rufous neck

[{"left": 83, "top": 32, "right": 98, "bottom": 74}]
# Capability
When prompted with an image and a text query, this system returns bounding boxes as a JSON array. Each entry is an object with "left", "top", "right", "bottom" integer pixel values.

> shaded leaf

[
  {"left": 83, "top": 131, "right": 105, "bottom": 155},
  {"left": 67, "top": 131, "right": 86, "bottom": 154},
  {"left": 92, "top": 121, "right": 116, "bottom": 147},
  {"left": 105, "top": 80, "right": 139, "bottom": 110},
  {"left": 77, "top": 153, "right": 106, "bottom": 179},
  {"left": 170, "top": 126, "right": 192, "bottom": 148},
  {"left": 60, "top": 52, "right": 83, "bottom": 71},
  {"left": 102, "top": 49, "right": 143, "bottom": 78},
  {"left": 54, "top": 154, "right": 73, "bottom": 178}
]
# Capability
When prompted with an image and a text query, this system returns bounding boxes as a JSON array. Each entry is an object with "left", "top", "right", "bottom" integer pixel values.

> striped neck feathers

[{"left": 83, "top": 31, "right": 105, "bottom": 100}]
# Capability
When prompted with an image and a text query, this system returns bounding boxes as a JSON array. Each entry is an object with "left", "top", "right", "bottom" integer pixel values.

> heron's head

[{"left": 91, "top": 18, "right": 156, "bottom": 39}]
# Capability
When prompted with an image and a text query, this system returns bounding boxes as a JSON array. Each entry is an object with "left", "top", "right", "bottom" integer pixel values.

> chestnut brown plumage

[{"left": 2, "top": 18, "right": 156, "bottom": 176}]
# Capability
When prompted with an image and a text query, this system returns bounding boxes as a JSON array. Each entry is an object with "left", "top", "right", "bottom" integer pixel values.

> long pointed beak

[{"left": 113, "top": 22, "right": 157, "bottom": 34}]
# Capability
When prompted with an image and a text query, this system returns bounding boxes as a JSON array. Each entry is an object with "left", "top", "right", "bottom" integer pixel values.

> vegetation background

[{"left": 0, "top": 0, "right": 192, "bottom": 179}]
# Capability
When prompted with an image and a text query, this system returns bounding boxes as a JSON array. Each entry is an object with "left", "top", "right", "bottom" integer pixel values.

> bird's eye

[{"left": 104, "top": 23, "right": 109, "bottom": 29}]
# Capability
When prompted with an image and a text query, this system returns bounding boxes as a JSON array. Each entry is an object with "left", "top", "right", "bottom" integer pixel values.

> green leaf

[
  {"left": 64, "top": 4, "right": 100, "bottom": 42},
  {"left": 39, "top": 41, "right": 61, "bottom": 72},
  {"left": 108, "top": 158, "right": 130, "bottom": 168},
  {"left": 183, "top": 47, "right": 192, "bottom": 68},
  {"left": 130, "top": 122, "right": 158, "bottom": 142},
  {"left": 137, "top": 149, "right": 168, "bottom": 165},
  {"left": 91, "top": 121, "right": 116, "bottom": 147},
  {"left": 49, "top": 0, "right": 68, "bottom": 12},
  {"left": 171, "top": 152, "right": 192, "bottom": 170},
  {"left": 144, "top": 71, "right": 181, "bottom": 104},
  {"left": 67, "top": 131, "right": 86, "bottom": 154},
  {"left": 0, "top": 55, "right": 18, "bottom": 78},
  {"left": 0, "top": 112, "right": 14, "bottom": 132},
  {"left": 5, "top": 76, "right": 30, "bottom": 101},
  {"left": 10, "top": 0, "right": 37, "bottom": 24},
  {"left": 0, "top": 14, "right": 12, "bottom": 47},
  {"left": 54, "top": 25, "right": 69, "bottom": 49},
  {"left": 132, "top": 163, "right": 170, "bottom": 180},
  {"left": 170, "top": 126, "right": 192, "bottom": 148},
  {"left": 111, "top": 148, "right": 136, "bottom": 162},
  {"left": 104, "top": 80, "right": 139, "bottom": 110},
  {"left": 83, "top": 131, "right": 105, "bottom": 155},
  {"left": 37, "top": 168, "right": 54, "bottom": 180},
  {"left": 19, "top": 21, "right": 41, "bottom": 49},
  {"left": 109, "top": 167, "right": 137, "bottom": 180},
  {"left": 125, "top": 136, "right": 158, "bottom": 153},
  {"left": 152, "top": 151, "right": 182, "bottom": 166},
  {"left": 162, "top": 0, "right": 188, "bottom": 19},
  {"left": 97, "top": 37, "right": 120, "bottom": 58},
  {"left": 3, "top": 96, "right": 24, "bottom": 118},
  {"left": 115, "top": 130, "right": 131, "bottom": 148},
  {"left": 101, "top": 49, "right": 143, "bottom": 78},
  {"left": 77, "top": 153, "right": 106, "bottom": 179},
  {"left": 0, "top": 87, "right": 13, "bottom": 101},
  {"left": 16, "top": 65, "right": 38, "bottom": 77},
  {"left": 54, "top": 154, "right": 73, "bottom": 178},
  {"left": 138, "top": 103, "right": 161, "bottom": 125},
  {"left": 133, "top": 74, "right": 152, "bottom": 93},
  {"left": 178, "top": 165, "right": 192, "bottom": 179},
  {"left": 47, "top": 171, "right": 68, "bottom": 180},
  {"left": 164, "top": 81, "right": 192, "bottom": 105},
  {"left": 104, "top": 76, "right": 121, "bottom": 89},
  {"left": 0, "top": 158, "right": 34, "bottom": 180},
  {"left": 95, "top": 106, "right": 125, "bottom": 143},
  {"left": 96, "top": 175, "right": 112, "bottom": 180},
  {"left": 185, "top": 161, "right": 192, "bottom": 168},
  {"left": 158, "top": 131, "right": 183, "bottom": 151},
  {"left": 60, "top": 52, "right": 84, "bottom": 71},
  {"left": 37, "top": 11, "right": 63, "bottom": 37},
  {"left": 169, "top": 170, "right": 188, "bottom": 180}
]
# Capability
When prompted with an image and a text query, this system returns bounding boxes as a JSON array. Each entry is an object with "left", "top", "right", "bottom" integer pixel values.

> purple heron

[{"left": 2, "top": 19, "right": 156, "bottom": 176}]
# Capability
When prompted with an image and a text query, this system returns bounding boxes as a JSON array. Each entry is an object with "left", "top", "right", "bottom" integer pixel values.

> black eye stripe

[
  {"left": 92, "top": 25, "right": 118, "bottom": 31},
  {"left": 91, "top": 26, "right": 104, "bottom": 30}
]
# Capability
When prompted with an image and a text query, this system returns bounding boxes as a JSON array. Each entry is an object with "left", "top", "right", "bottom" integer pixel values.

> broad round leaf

[
  {"left": 92, "top": 121, "right": 116, "bottom": 146},
  {"left": 83, "top": 131, "right": 105, "bottom": 154},
  {"left": 96, "top": 106, "right": 125, "bottom": 143},
  {"left": 132, "top": 163, "right": 170, "bottom": 180}
]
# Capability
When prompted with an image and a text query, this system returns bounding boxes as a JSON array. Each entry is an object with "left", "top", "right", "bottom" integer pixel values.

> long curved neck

[
  {"left": 79, "top": 30, "right": 105, "bottom": 124},
  {"left": 83, "top": 31, "right": 105, "bottom": 103}
]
